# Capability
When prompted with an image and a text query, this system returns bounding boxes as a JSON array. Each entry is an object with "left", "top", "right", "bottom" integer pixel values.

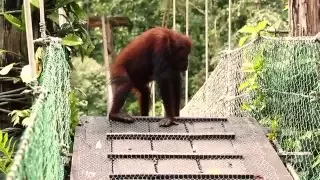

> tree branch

[
  {"left": 0, "top": 108, "right": 11, "bottom": 114},
  {"left": 189, "top": 1, "right": 205, "bottom": 15},
  {"left": 0, "top": 87, "right": 28, "bottom": 96}
]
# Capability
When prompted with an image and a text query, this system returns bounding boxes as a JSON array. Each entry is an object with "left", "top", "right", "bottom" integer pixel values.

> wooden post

[
  {"left": 289, "top": 0, "right": 320, "bottom": 36},
  {"left": 101, "top": 16, "right": 113, "bottom": 112},
  {"left": 24, "top": 0, "right": 36, "bottom": 78},
  {"left": 205, "top": 0, "right": 208, "bottom": 81},
  {"left": 185, "top": 0, "right": 189, "bottom": 105}
]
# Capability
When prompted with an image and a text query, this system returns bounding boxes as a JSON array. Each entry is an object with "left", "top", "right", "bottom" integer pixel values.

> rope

[
  {"left": 39, "top": 0, "right": 47, "bottom": 38},
  {"left": 219, "top": 32, "right": 320, "bottom": 59},
  {"left": 172, "top": 0, "right": 176, "bottom": 30},
  {"left": 228, "top": 0, "right": 232, "bottom": 50},
  {"left": 205, "top": 0, "right": 208, "bottom": 81},
  {"left": 185, "top": 0, "right": 189, "bottom": 105}
]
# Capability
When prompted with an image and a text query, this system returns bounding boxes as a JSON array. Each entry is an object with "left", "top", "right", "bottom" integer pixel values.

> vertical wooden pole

[
  {"left": 185, "top": 0, "right": 189, "bottom": 105},
  {"left": 173, "top": 0, "right": 176, "bottom": 30},
  {"left": 23, "top": 0, "right": 36, "bottom": 79},
  {"left": 205, "top": 0, "right": 208, "bottom": 81},
  {"left": 228, "top": 0, "right": 232, "bottom": 50},
  {"left": 151, "top": 82, "right": 155, "bottom": 116},
  {"left": 101, "top": 16, "right": 113, "bottom": 113}
]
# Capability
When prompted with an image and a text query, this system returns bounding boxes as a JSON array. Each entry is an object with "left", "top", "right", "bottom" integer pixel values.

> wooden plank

[
  {"left": 192, "top": 140, "right": 236, "bottom": 154},
  {"left": 152, "top": 140, "right": 193, "bottom": 153},
  {"left": 113, "top": 159, "right": 156, "bottom": 174},
  {"left": 112, "top": 140, "right": 151, "bottom": 153},
  {"left": 200, "top": 159, "right": 248, "bottom": 174},
  {"left": 185, "top": 121, "right": 226, "bottom": 133},
  {"left": 157, "top": 159, "right": 199, "bottom": 173}
]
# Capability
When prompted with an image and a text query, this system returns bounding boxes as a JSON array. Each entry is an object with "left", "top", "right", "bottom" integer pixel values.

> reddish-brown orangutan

[{"left": 109, "top": 27, "right": 192, "bottom": 127}]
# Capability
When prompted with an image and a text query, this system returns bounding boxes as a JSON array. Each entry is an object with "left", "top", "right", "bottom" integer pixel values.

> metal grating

[
  {"left": 109, "top": 173, "right": 258, "bottom": 180},
  {"left": 70, "top": 116, "right": 293, "bottom": 180}
]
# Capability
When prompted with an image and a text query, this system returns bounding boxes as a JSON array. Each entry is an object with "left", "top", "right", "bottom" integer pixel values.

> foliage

[
  {"left": 70, "top": 57, "right": 107, "bottom": 115},
  {"left": 237, "top": 20, "right": 271, "bottom": 47},
  {"left": 2, "top": 0, "right": 94, "bottom": 62},
  {"left": 82, "top": 0, "right": 289, "bottom": 115},
  {"left": 8, "top": 109, "right": 31, "bottom": 127},
  {"left": 239, "top": 40, "right": 320, "bottom": 179},
  {"left": 0, "top": 130, "right": 16, "bottom": 174},
  {"left": 1, "top": 0, "right": 92, "bottom": 134},
  {"left": 69, "top": 89, "right": 80, "bottom": 136}
]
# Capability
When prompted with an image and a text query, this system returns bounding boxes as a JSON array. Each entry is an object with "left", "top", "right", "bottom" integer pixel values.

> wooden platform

[{"left": 70, "top": 116, "right": 293, "bottom": 180}]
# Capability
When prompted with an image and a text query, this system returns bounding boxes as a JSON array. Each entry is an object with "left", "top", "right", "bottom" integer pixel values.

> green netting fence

[
  {"left": 181, "top": 35, "right": 320, "bottom": 180},
  {"left": 6, "top": 41, "right": 71, "bottom": 180}
]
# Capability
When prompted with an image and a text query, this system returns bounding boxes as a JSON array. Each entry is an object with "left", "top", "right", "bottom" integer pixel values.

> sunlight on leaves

[
  {"left": 9, "top": 109, "right": 31, "bottom": 126},
  {"left": 30, "top": 0, "right": 39, "bottom": 8},
  {"left": 238, "top": 25, "right": 256, "bottom": 34},
  {"left": 62, "top": 34, "right": 83, "bottom": 46},
  {"left": 3, "top": 13, "right": 25, "bottom": 31},
  {"left": 20, "top": 65, "right": 33, "bottom": 83},
  {"left": 22, "top": 117, "right": 33, "bottom": 127},
  {"left": 0, "top": 63, "right": 16, "bottom": 75}
]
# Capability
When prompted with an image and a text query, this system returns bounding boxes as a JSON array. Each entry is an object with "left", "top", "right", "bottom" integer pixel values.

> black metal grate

[{"left": 109, "top": 173, "right": 258, "bottom": 180}]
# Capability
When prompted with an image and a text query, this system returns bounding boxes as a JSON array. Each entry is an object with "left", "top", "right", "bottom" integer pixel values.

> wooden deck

[{"left": 70, "top": 116, "right": 293, "bottom": 180}]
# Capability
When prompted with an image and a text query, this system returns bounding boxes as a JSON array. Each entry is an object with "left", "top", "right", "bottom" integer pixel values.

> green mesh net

[
  {"left": 181, "top": 36, "right": 320, "bottom": 180},
  {"left": 6, "top": 42, "right": 71, "bottom": 180}
]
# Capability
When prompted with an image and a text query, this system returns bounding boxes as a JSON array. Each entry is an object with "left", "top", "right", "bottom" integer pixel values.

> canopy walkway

[
  {"left": 4, "top": 3, "right": 320, "bottom": 177},
  {"left": 6, "top": 35, "right": 320, "bottom": 180},
  {"left": 70, "top": 116, "right": 292, "bottom": 180}
]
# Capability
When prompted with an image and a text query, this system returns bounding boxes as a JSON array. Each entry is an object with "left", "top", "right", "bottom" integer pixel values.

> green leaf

[
  {"left": 238, "top": 25, "right": 256, "bottom": 34},
  {"left": 253, "top": 54, "right": 264, "bottom": 72},
  {"left": 56, "top": 0, "right": 76, "bottom": 8},
  {"left": 0, "top": 49, "right": 6, "bottom": 54},
  {"left": 70, "top": 2, "right": 87, "bottom": 20},
  {"left": 300, "top": 131, "right": 313, "bottom": 140},
  {"left": 0, "top": 63, "right": 16, "bottom": 75},
  {"left": 30, "top": 0, "right": 39, "bottom": 8},
  {"left": 3, "top": 13, "right": 25, "bottom": 31},
  {"left": 247, "top": 82, "right": 258, "bottom": 91},
  {"left": 241, "top": 61, "right": 254, "bottom": 73},
  {"left": 256, "top": 20, "right": 268, "bottom": 32},
  {"left": 238, "top": 80, "right": 250, "bottom": 91},
  {"left": 22, "top": 117, "right": 33, "bottom": 127},
  {"left": 312, "top": 155, "right": 320, "bottom": 168},
  {"left": 21, "top": 5, "right": 25, "bottom": 27},
  {"left": 20, "top": 65, "right": 33, "bottom": 83},
  {"left": 238, "top": 35, "right": 250, "bottom": 47},
  {"left": 62, "top": 34, "right": 83, "bottom": 46},
  {"left": 47, "top": 12, "right": 60, "bottom": 25},
  {"left": 0, "top": 130, "right": 16, "bottom": 174}
]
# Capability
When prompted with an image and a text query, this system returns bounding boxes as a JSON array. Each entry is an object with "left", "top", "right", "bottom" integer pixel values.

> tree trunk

[{"left": 289, "top": 0, "right": 320, "bottom": 36}]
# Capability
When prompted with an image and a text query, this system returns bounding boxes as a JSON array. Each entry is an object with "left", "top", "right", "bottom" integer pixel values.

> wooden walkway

[{"left": 70, "top": 116, "right": 293, "bottom": 180}]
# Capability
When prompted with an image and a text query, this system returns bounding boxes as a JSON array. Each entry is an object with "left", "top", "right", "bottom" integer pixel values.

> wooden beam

[{"left": 87, "top": 16, "right": 132, "bottom": 28}]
